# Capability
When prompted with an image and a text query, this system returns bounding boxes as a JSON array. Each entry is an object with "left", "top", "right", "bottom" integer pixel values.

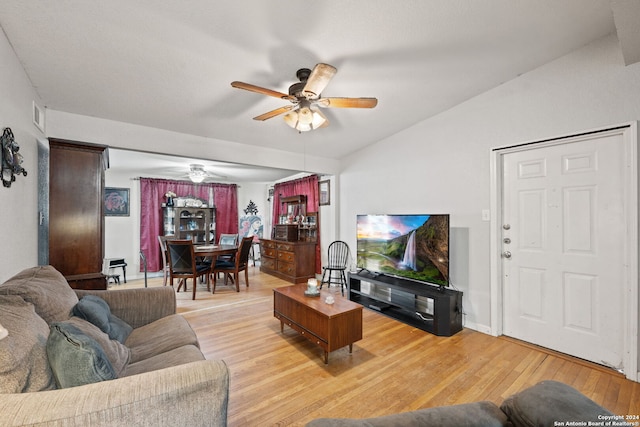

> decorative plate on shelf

[{"left": 185, "top": 198, "right": 203, "bottom": 207}]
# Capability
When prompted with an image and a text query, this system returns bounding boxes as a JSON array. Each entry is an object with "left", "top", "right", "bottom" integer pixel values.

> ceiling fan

[
  {"left": 231, "top": 63, "right": 378, "bottom": 132},
  {"left": 182, "top": 164, "right": 227, "bottom": 183}
]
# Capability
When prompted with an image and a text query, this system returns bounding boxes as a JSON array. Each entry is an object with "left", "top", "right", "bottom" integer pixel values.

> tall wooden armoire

[{"left": 45, "top": 138, "right": 109, "bottom": 289}]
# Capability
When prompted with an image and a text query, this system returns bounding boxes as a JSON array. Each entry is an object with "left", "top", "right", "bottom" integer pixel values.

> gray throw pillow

[
  {"left": 0, "top": 295, "right": 57, "bottom": 393},
  {"left": 72, "top": 295, "right": 133, "bottom": 343},
  {"left": 62, "top": 317, "right": 130, "bottom": 376},
  {"left": 47, "top": 322, "right": 116, "bottom": 388}
]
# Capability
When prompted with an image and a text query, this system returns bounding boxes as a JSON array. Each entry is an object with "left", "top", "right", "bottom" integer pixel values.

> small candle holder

[{"left": 304, "top": 278, "right": 320, "bottom": 296}]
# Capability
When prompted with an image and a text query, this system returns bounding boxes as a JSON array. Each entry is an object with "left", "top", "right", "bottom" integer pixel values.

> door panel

[
  {"left": 502, "top": 132, "right": 625, "bottom": 369},
  {"left": 563, "top": 272, "right": 597, "bottom": 332},
  {"left": 563, "top": 186, "right": 595, "bottom": 253}
]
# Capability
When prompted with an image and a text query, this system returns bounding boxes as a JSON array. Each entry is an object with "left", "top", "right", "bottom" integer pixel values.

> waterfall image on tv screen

[{"left": 356, "top": 214, "right": 449, "bottom": 286}]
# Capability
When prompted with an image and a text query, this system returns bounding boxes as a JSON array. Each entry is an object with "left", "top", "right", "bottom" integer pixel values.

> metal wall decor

[
  {"left": 244, "top": 200, "right": 259, "bottom": 215},
  {"left": 1, "top": 128, "right": 27, "bottom": 187}
]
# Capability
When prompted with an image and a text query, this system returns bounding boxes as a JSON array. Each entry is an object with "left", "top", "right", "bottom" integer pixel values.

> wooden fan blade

[
  {"left": 302, "top": 63, "right": 337, "bottom": 99},
  {"left": 317, "top": 97, "right": 378, "bottom": 108},
  {"left": 231, "top": 81, "right": 296, "bottom": 102},
  {"left": 253, "top": 105, "right": 295, "bottom": 121}
]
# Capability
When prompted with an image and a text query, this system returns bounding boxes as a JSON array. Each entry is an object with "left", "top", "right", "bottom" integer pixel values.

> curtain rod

[{"left": 129, "top": 177, "right": 240, "bottom": 187}]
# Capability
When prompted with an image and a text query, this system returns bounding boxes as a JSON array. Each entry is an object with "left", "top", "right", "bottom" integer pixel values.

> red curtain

[
  {"left": 139, "top": 178, "right": 238, "bottom": 272},
  {"left": 272, "top": 175, "right": 321, "bottom": 274},
  {"left": 213, "top": 184, "right": 238, "bottom": 237}
]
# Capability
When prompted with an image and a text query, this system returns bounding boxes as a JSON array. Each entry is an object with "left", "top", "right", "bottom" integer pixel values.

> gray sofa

[
  {"left": 0, "top": 265, "right": 229, "bottom": 427},
  {"left": 306, "top": 380, "right": 618, "bottom": 427}
]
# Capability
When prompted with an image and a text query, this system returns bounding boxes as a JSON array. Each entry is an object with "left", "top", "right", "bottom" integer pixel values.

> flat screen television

[{"left": 356, "top": 214, "right": 450, "bottom": 286}]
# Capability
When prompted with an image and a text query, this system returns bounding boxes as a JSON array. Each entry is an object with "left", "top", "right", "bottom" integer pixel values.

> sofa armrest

[
  {"left": 0, "top": 360, "right": 229, "bottom": 427},
  {"left": 74, "top": 286, "right": 176, "bottom": 329}
]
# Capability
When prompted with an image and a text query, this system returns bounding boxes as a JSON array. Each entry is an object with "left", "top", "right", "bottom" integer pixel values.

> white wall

[
  {"left": 0, "top": 29, "right": 46, "bottom": 282},
  {"left": 318, "top": 176, "right": 343, "bottom": 268},
  {"left": 340, "top": 34, "right": 640, "bottom": 336},
  {"left": 103, "top": 169, "right": 141, "bottom": 278}
]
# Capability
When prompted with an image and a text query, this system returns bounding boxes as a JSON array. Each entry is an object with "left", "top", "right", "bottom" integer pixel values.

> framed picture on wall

[
  {"left": 104, "top": 187, "right": 130, "bottom": 216},
  {"left": 240, "top": 215, "right": 263, "bottom": 240},
  {"left": 319, "top": 180, "right": 330, "bottom": 206}
]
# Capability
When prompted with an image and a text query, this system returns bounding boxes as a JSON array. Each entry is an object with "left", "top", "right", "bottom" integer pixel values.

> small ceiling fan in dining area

[
  {"left": 180, "top": 164, "right": 227, "bottom": 183},
  {"left": 231, "top": 63, "right": 378, "bottom": 132},
  {"left": 160, "top": 163, "right": 227, "bottom": 183}
]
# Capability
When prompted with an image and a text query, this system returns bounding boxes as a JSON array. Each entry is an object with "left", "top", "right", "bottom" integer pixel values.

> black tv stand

[
  {"left": 348, "top": 272, "right": 463, "bottom": 336},
  {"left": 368, "top": 302, "right": 391, "bottom": 312},
  {"left": 356, "top": 268, "right": 382, "bottom": 279}
]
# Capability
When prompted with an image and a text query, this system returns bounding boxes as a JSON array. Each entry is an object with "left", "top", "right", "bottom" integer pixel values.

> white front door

[{"left": 500, "top": 129, "right": 629, "bottom": 370}]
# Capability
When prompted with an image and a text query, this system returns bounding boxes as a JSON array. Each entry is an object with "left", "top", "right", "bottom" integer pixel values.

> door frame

[{"left": 489, "top": 122, "right": 638, "bottom": 382}]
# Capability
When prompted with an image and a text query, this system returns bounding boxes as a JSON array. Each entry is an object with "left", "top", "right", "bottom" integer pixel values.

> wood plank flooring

[{"left": 119, "top": 268, "right": 640, "bottom": 426}]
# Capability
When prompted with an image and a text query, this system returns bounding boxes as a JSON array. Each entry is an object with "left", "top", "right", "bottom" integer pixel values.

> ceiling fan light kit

[
  {"left": 188, "top": 164, "right": 207, "bottom": 183},
  {"left": 231, "top": 63, "right": 377, "bottom": 133},
  {"left": 283, "top": 100, "right": 327, "bottom": 132}
]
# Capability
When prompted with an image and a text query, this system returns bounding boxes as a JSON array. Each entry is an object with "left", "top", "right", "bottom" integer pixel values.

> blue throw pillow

[
  {"left": 72, "top": 295, "right": 132, "bottom": 343},
  {"left": 46, "top": 322, "right": 116, "bottom": 388}
]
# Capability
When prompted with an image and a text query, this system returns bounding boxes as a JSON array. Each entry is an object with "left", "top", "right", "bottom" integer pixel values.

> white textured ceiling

[{"left": 0, "top": 1, "right": 626, "bottom": 179}]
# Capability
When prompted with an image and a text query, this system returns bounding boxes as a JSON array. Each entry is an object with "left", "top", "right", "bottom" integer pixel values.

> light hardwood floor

[{"left": 118, "top": 267, "right": 640, "bottom": 426}]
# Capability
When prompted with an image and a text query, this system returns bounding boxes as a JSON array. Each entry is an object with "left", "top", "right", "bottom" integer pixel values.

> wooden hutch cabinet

[
  {"left": 163, "top": 205, "right": 216, "bottom": 243},
  {"left": 260, "top": 195, "right": 317, "bottom": 284},
  {"left": 44, "top": 139, "right": 109, "bottom": 289}
]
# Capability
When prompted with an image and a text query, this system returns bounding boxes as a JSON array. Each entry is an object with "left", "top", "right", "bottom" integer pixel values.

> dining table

[
  {"left": 195, "top": 244, "right": 238, "bottom": 287},
  {"left": 194, "top": 244, "right": 238, "bottom": 259}
]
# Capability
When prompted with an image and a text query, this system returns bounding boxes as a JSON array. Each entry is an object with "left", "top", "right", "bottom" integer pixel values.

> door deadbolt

[
  {"left": 503, "top": 238, "right": 511, "bottom": 244},
  {"left": 503, "top": 224, "right": 511, "bottom": 230}
]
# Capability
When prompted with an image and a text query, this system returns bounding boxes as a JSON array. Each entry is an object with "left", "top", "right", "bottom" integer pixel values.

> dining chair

[
  {"left": 166, "top": 239, "right": 211, "bottom": 300},
  {"left": 218, "top": 233, "right": 239, "bottom": 246},
  {"left": 320, "top": 240, "right": 350, "bottom": 295},
  {"left": 157, "top": 235, "right": 172, "bottom": 286},
  {"left": 211, "top": 236, "right": 253, "bottom": 292},
  {"left": 217, "top": 233, "right": 239, "bottom": 261},
  {"left": 215, "top": 233, "right": 239, "bottom": 279}
]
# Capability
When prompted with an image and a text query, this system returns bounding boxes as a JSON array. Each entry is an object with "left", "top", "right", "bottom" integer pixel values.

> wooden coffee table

[{"left": 274, "top": 284, "right": 363, "bottom": 364}]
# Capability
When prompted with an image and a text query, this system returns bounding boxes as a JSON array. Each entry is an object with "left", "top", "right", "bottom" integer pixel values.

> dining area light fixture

[
  {"left": 188, "top": 164, "right": 207, "bottom": 183},
  {"left": 283, "top": 100, "right": 327, "bottom": 132}
]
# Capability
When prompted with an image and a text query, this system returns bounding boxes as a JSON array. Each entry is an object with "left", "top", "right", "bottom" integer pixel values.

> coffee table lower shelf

[{"left": 274, "top": 284, "right": 363, "bottom": 364}]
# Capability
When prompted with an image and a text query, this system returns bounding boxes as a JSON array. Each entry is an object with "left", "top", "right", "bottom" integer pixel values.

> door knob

[{"left": 502, "top": 251, "right": 512, "bottom": 259}]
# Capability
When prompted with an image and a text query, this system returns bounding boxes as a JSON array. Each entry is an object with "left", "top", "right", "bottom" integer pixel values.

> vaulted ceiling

[{"left": 1, "top": 1, "right": 637, "bottom": 171}]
